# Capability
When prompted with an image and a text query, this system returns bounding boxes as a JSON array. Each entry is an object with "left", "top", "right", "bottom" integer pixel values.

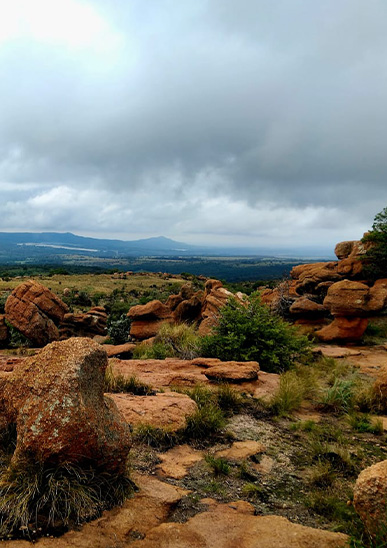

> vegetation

[
  {"left": 201, "top": 294, "right": 310, "bottom": 373},
  {"left": 104, "top": 366, "right": 154, "bottom": 395},
  {"left": 362, "top": 206, "right": 387, "bottom": 281},
  {"left": 133, "top": 323, "right": 202, "bottom": 360}
]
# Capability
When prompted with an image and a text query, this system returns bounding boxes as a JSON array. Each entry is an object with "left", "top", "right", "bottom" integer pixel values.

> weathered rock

[
  {"left": 215, "top": 440, "right": 265, "bottom": 460},
  {"left": 128, "top": 300, "right": 172, "bottom": 340},
  {"left": 323, "top": 280, "right": 370, "bottom": 316},
  {"left": 5, "top": 280, "right": 68, "bottom": 346},
  {"left": 164, "top": 294, "right": 183, "bottom": 311},
  {"left": 104, "top": 342, "right": 137, "bottom": 358},
  {"left": 191, "top": 357, "right": 222, "bottom": 368},
  {"left": 157, "top": 444, "right": 203, "bottom": 478},
  {"left": 109, "top": 392, "right": 198, "bottom": 430},
  {"left": 368, "top": 279, "right": 387, "bottom": 312},
  {"left": 291, "top": 262, "right": 341, "bottom": 294},
  {"left": 316, "top": 316, "right": 368, "bottom": 342},
  {"left": 129, "top": 502, "right": 348, "bottom": 548},
  {"left": 289, "top": 296, "right": 326, "bottom": 316},
  {"left": 354, "top": 459, "right": 387, "bottom": 537},
  {"left": 0, "top": 314, "right": 8, "bottom": 347},
  {"left": 130, "top": 319, "right": 169, "bottom": 340},
  {"left": 173, "top": 293, "right": 203, "bottom": 323},
  {"left": 204, "top": 361, "right": 259, "bottom": 383},
  {"left": 313, "top": 345, "right": 362, "bottom": 359},
  {"left": 59, "top": 306, "right": 108, "bottom": 339},
  {"left": 179, "top": 282, "right": 196, "bottom": 300},
  {"left": 1, "top": 338, "right": 131, "bottom": 473},
  {"left": 335, "top": 240, "right": 357, "bottom": 260},
  {"left": 128, "top": 300, "right": 172, "bottom": 321}
]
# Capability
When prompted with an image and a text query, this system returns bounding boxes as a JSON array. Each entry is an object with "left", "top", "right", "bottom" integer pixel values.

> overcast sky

[{"left": 1, "top": 0, "right": 386, "bottom": 250}]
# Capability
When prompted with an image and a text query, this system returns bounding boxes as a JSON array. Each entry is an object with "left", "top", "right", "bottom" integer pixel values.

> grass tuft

[
  {"left": 204, "top": 455, "right": 230, "bottom": 476},
  {"left": 104, "top": 366, "right": 154, "bottom": 395}
]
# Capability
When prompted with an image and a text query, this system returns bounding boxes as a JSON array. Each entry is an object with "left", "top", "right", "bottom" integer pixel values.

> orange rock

[
  {"left": 157, "top": 444, "right": 203, "bottom": 478},
  {"left": 215, "top": 440, "right": 265, "bottom": 460},
  {"left": 128, "top": 300, "right": 172, "bottom": 320},
  {"left": 334, "top": 240, "right": 357, "bottom": 260},
  {"left": 129, "top": 502, "right": 348, "bottom": 548},
  {"left": 104, "top": 342, "right": 137, "bottom": 358},
  {"left": 173, "top": 293, "right": 203, "bottom": 323},
  {"left": 203, "top": 361, "right": 259, "bottom": 383},
  {"left": 289, "top": 296, "right": 326, "bottom": 316},
  {"left": 354, "top": 460, "right": 387, "bottom": 538},
  {"left": 164, "top": 294, "right": 183, "bottom": 310},
  {"left": 130, "top": 319, "right": 170, "bottom": 340},
  {"left": 368, "top": 279, "right": 387, "bottom": 312},
  {"left": 5, "top": 280, "right": 68, "bottom": 346},
  {"left": 59, "top": 306, "right": 108, "bottom": 339},
  {"left": 109, "top": 392, "right": 198, "bottom": 431},
  {"left": 323, "top": 280, "right": 370, "bottom": 316},
  {"left": 316, "top": 316, "right": 368, "bottom": 342},
  {"left": 291, "top": 262, "right": 341, "bottom": 294},
  {"left": 2, "top": 338, "right": 130, "bottom": 473}
]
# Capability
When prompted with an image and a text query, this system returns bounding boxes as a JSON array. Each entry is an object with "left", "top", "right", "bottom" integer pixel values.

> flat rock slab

[
  {"left": 0, "top": 356, "right": 26, "bottom": 372},
  {"left": 129, "top": 501, "right": 348, "bottom": 548},
  {"left": 203, "top": 361, "right": 259, "bottom": 383},
  {"left": 104, "top": 342, "right": 137, "bottom": 358},
  {"left": 215, "top": 440, "right": 265, "bottom": 460},
  {"left": 157, "top": 444, "right": 203, "bottom": 479},
  {"left": 253, "top": 371, "right": 280, "bottom": 401},
  {"left": 109, "top": 392, "right": 198, "bottom": 430},
  {"left": 313, "top": 345, "right": 362, "bottom": 358}
]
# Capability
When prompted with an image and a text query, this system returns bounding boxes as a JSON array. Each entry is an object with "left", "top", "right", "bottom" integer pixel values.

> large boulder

[
  {"left": 173, "top": 293, "right": 203, "bottom": 323},
  {"left": 354, "top": 460, "right": 387, "bottom": 538},
  {"left": 323, "top": 280, "right": 370, "bottom": 316},
  {"left": 199, "top": 280, "right": 240, "bottom": 335},
  {"left": 289, "top": 296, "right": 326, "bottom": 317},
  {"left": 1, "top": 338, "right": 131, "bottom": 473},
  {"left": 0, "top": 314, "right": 8, "bottom": 347},
  {"left": 315, "top": 316, "right": 368, "bottom": 342},
  {"left": 290, "top": 262, "right": 341, "bottom": 294},
  {"left": 59, "top": 306, "right": 108, "bottom": 339},
  {"left": 5, "top": 280, "right": 68, "bottom": 346},
  {"left": 128, "top": 300, "right": 172, "bottom": 340}
]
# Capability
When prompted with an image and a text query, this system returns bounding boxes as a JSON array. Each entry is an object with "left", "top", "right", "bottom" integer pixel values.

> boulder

[
  {"left": 59, "top": 306, "right": 108, "bottom": 339},
  {"left": 104, "top": 342, "right": 137, "bottom": 358},
  {"left": 354, "top": 459, "right": 387, "bottom": 538},
  {"left": 130, "top": 319, "right": 169, "bottom": 340},
  {"left": 5, "top": 280, "right": 68, "bottom": 346},
  {"left": 334, "top": 240, "right": 357, "bottom": 260},
  {"left": 1, "top": 338, "right": 131, "bottom": 473},
  {"left": 0, "top": 314, "right": 8, "bottom": 347},
  {"left": 109, "top": 392, "right": 198, "bottom": 431},
  {"left": 315, "top": 316, "right": 368, "bottom": 342},
  {"left": 368, "top": 279, "right": 387, "bottom": 312},
  {"left": 165, "top": 294, "right": 183, "bottom": 311},
  {"left": 128, "top": 300, "right": 172, "bottom": 321},
  {"left": 323, "top": 280, "right": 370, "bottom": 316},
  {"left": 289, "top": 297, "right": 326, "bottom": 317},
  {"left": 290, "top": 262, "right": 341, "bottom": 294},
  {"left": 173, "top": 293, "right": 203, "bottom": 323},
  {"left": 203, "top": 361, "right": 259, "bottom": 383}
]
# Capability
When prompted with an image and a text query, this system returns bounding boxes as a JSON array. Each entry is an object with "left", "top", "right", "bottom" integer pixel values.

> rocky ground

[{"left": 1, "top": 343, "right": 387, "bottom": 547}]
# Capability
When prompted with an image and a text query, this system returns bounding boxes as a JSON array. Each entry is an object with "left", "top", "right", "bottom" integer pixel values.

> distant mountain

[{"left": 0, "top": 231, "right": 334, "bottom": 265}]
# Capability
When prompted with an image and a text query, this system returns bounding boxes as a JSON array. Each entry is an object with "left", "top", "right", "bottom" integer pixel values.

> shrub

[
  {"left": 106, "top": 314, "right": 131, "bottom": 345},
  {"left": 318, "top": 379, "right": 355, "bottom": 414},
  {"left": 133, "top": 323, "right": 202, "bottom": 360},
  {"left": 269, "top": 370, "right": 309, "bottom": 415},
  {"left": 132, "top": 424, "right": 177, "bottom": 448},
  {"left": 183, "top": 404, "right": 226, "bottom": 440},
  {"left": 200, "top": 295, "right": 309, "bottom": 373},
  {"left": 348, "top": 413, "right": 383, "bottom": 435},
  {"left": 104, "top": 366, "right": 154, "bottom": 395},
  {"left": 361, "top": 206, "right": 387, "bottom": 281},
  {"left": 204, "top": 455, "right": 230, "bottom": 476}
]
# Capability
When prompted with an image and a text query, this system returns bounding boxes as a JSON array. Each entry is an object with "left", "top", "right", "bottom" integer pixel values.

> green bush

[
  {"left": 106, "top": 314, "right": 131, "bottom": 345},
  {"left": 200, "top": 295, "right": 309, "bottom": 373},
  {"left": 133, "top": 323, "right": 201, "bottom": 360},
  {"left": 361, "top": 207, "right": 387, "bottom": 281}
]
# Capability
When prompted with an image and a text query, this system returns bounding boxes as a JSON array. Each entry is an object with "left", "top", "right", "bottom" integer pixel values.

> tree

[{"left": 362, "top": 207, "right": 387, "bottom": 281}]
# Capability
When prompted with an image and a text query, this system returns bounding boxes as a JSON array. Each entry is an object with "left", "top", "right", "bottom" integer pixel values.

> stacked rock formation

[
  {"left": 0, "top": 338, "right": 131, "bottom": 473},
  {"left": 128, "top": 280, "right": 244, "bottom": 341},
  {"left": 261, "top": 237, "right": 387, "bottom": 342},
  {"left": 59, "top": 306, "right": 108, "bottom": 339},
  {"left": 5, "top": 280, "right": 69, "bottom": 346}
]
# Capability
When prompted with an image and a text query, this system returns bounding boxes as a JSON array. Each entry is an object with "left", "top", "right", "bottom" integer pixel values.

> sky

[{"left": 1, "top": 0, "right": 387, "bottom": 251}]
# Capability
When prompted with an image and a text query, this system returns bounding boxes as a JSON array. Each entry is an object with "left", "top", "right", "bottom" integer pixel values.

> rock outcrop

[
  {"left": 0, "top": 338, "right": 131, "bottom": 473},
  {"left": 5, "top": 280, "right": 69, "bottom": 346},
  {"left": 59, "top": 306, "right": 108, "bottom": 339},
  {"left": 127, "top": 279, "right": 243, "bottom": 341},
  {"left": 261, "top": 235, "right": 387, "bottom": 342}
]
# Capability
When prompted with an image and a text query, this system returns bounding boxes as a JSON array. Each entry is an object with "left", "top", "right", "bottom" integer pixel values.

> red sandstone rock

[
  {"left": 157, "top": 444, "right": 203, "bottom": 478},
  {"left": 204, "top": 361, "right": 259, "bottom": 383},
  {"left": 59, "top": 306, "right": 108, "bottom": 339},
  {"left": 103, "top": 342, "right": 137, "bottom": 358},
  {"left": 164, "top": 294, "right": 183, "bottom": 311},
  {"left": 291, "top": 262, "right": 341, "bottom": 294},
  {"left": 323, "top": 280, "right": 370, "bottom": 316},
  {"left": 109, "top": 392, "right": 198, "bottom": 430},
  {"left": 368, "top": 279, "right": 387, "bottom": 312},
  {"left": 334, "top": 240, "right": 357, "bottom": 260},
  {"left": 316, "top": 316, "right": 368, "bottom": 342},
  {"left": 130, "top": 319, "right": 170, "bottom": 340},
  {"left": 5, "top": 280, "right": 68, "bottom": 346},
  {"left": 173, "top": 293, "right": 203, "bottom": 323},
  {"left": 354, "top": 459, "right": 387, "bottom": 538},
  {"left": 1, "top": 338, "right": 131, "bottom": 473},
  {"left": 128, "top": 300, "right": 172, "bottom": 320},
  {"left": 289, "top": 296, "right": 326, "bottom": 316}
]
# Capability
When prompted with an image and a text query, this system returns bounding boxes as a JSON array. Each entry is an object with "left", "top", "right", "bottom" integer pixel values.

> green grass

[
  {"left": 0, "top": 459, "right": 134, "bottom": 540},
  {"left": 318, "top": 379, "right": 356, "bottom": 414},
  {"left": 132, "top": 424, "right": 177, "bottom": 448},
  {"left": 104, "top": 366, "right": 154, "bottom": 395},
  {"left": 183, "top": 404, "right": 226, "bottom": 440},
  {"left": 348, "top": 413, "right": 384, "bottom": 435},
  {"left": 133, "top": 323, "right": 202, "bottom": 360},
  {"left": 204, "top": 455, "right": 231, "bottom": 476},
  {"left": 269, "top": 370, "right": 310, "bottom": 416}
]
